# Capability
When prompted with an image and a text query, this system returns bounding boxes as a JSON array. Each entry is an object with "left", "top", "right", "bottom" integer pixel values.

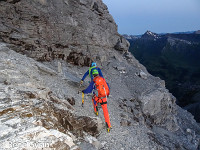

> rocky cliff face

[
  {"left": 0, "top": 0, "right": 200, "bottom": 150},
  {"left": 0, "top": 0, "right": 129, "bottom": 65}
]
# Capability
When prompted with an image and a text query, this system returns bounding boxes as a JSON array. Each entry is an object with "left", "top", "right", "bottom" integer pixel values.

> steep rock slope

[
  {"left": 0, "top": 0, "right": 200, "bottom": 150},
  {"left": 0, "top": 43, "right": 104, "bottom": 149},
  {"left": 0, "top": 43, "right": 200, "bottom": 149},
  {"left": 0, "top": 0, "right": 129, "bottom": 64}
]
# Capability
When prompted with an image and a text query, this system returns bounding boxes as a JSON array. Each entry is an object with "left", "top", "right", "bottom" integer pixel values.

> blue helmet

[{"left": 91, "top": 62, "right": 97, "bottom": 67}]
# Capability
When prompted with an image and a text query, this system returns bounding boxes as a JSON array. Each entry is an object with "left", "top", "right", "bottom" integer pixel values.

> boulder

[{"left": 138, "top": 89, "right": 178, "bottom": 131}]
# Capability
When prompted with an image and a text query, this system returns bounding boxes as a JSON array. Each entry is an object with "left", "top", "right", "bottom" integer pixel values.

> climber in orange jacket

[{"left": 83, "top": 69, "right": 111, "bottom": 132}]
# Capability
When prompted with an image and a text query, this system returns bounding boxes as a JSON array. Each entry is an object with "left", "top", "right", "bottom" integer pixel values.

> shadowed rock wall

[{"left": 0, "top": 0, "right": 129, "bottom": 65}]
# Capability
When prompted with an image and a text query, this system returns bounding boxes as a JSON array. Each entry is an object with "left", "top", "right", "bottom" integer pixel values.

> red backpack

[{"left": 93, "top": 76, "right": 110, "bottom": 98}]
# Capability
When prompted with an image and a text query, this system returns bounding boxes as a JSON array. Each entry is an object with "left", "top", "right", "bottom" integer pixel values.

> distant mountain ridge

[
  {"left": 123, "top": 30, "right": 198, "bottom": 40},
  {"left": 125, "top": 30, "right": 200, "bottom": 122}
]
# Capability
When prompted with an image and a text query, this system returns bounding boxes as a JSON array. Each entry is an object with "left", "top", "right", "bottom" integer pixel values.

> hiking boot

[
  {"left": 94, "top": 111, "right": 98, "bottom": 116},
  {"left": 94, "top": 106, "right": 98, "bottom": 116},
  {"left": 106, "top": 123, "right": 111, "bottom": 133},
  {"left": 107, "top": 127, "right": 111, "bottom": 133}
]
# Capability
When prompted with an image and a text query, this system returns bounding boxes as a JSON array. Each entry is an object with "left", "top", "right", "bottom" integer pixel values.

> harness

[
  {"left": 93, "top": 94, "right": 107, "bottom": 105},
  {"left": 100, "top": 101, "right": 107, "bottom": 105}
]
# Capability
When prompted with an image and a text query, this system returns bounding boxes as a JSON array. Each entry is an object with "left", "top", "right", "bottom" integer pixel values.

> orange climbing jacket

[{"left": 93, "top": 76, "right": 110, "bottom": 98}]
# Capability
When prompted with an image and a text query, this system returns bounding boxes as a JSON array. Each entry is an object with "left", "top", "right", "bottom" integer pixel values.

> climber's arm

[{"left": 81, "top": 70, "right": 89, "bottom": 81}]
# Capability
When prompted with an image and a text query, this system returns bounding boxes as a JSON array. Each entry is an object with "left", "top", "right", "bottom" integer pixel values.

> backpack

[{"left": 93, "top": 76, "right": 110, "bottom": 97}]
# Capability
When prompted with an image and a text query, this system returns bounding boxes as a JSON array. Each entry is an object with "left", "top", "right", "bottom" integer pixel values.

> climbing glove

[{"left": 80, "top": 80, "right": 83, "bottom": 86}]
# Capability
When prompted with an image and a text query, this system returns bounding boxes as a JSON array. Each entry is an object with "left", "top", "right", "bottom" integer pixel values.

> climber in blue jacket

[{"left": 80, "top": 62, "right": 104, "bottom": 94}]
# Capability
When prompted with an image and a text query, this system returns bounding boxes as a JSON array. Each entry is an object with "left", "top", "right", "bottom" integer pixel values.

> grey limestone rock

[
  {"left": 0, "top": 0, "right": 128, "bottom": 66},
  {"left": 0, "top": 0, "right": 200, "bottom": 149},
  {"left": 114, "top": 37, "right": 129, "bottom": 52},
  {"left": 0, "top": 44, "right": 103, "bottom": 149}
]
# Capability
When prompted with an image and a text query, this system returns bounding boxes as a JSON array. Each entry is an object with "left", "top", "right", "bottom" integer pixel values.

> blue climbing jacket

[{"left": 82, "top": 80, "right": 95, "bottom": 94}]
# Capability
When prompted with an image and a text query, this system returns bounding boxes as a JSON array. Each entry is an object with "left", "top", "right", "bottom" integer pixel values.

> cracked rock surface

[
  {"left": 0, "top": 0, "right": 128, "bottom": 65},
  {"left": 0, "top": 43, "right": 199, "bottom": 150},
  {"left": 0, "top": 0, "right": 200, "bottom": 149}
]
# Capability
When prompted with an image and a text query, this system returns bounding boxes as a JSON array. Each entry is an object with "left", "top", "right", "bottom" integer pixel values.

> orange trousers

[{"left": 92, "top": 95, "right": 111, "bottom": 128}]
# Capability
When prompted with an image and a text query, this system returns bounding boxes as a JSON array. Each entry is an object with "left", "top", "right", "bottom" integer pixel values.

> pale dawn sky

[{"left": 102, "top": 0, "right": 200, "bottom": 35}]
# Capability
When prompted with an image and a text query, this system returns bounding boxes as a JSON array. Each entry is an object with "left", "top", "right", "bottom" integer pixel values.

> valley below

[{"left": 125, "top": 30, "right": 200, "bottom": 122}]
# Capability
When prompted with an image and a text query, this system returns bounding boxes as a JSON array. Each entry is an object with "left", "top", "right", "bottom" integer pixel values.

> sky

[{"left": 102, "top": 0, "right": 200, "bottom": 35}]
